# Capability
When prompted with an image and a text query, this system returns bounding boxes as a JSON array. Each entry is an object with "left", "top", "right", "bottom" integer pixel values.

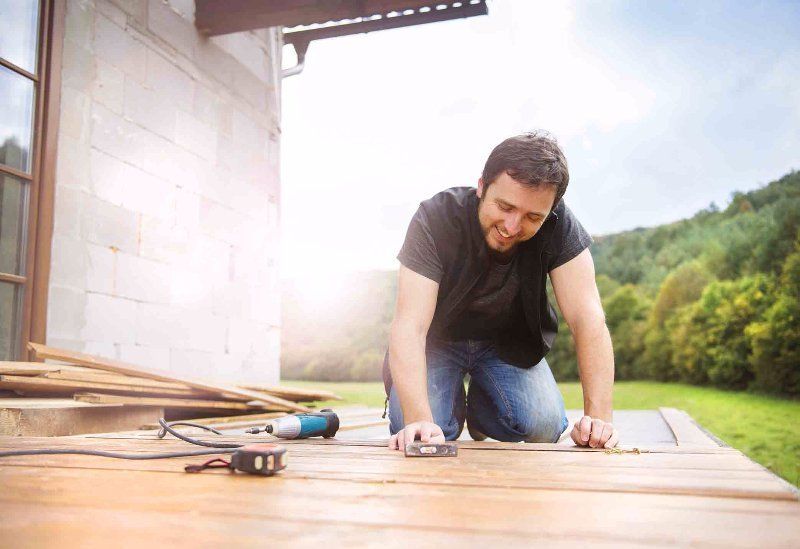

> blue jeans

[{"left": 387, "top": 339, "right": 569, "bottom": 442}]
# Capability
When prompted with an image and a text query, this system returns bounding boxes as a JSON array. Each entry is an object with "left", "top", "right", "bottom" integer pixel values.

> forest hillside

[{"left": 282, "top": 171, "right": 800, "bottom": 396}]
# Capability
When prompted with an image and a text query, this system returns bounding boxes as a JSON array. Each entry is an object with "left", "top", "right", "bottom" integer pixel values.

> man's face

[{"left": 476, "top": 172, "right": 557, "bottom": 257}]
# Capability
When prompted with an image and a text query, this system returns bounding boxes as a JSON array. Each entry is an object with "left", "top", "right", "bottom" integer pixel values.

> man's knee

[
  {"left": 519, "top": 410, "right": 568, "bottom": 443},
  {"left": 494, "top": 405, "right": 566, "bottom": 443},
  {"left": 433, "top": 410, "right": 464, "bottom": 440}
]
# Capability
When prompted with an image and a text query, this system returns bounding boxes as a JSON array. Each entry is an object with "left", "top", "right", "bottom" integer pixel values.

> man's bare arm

[
  {"left": 550, "top": 248, "right": 619, "bottom": 448},
  {"left": 387, "top": 265, "right": 442, "bottom": 450}
]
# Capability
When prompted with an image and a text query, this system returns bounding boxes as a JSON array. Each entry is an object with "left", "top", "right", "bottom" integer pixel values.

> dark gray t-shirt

[
  {"left": 397, "top": 194, "right": 593, "bottom": 340},
  {"left": 447, "top": 254, "right": 523, "bottom": 339}
]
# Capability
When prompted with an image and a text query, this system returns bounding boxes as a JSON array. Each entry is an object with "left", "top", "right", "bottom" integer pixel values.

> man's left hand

[{"left": 570, "top": 415, "right": 619, "bottom": 448}]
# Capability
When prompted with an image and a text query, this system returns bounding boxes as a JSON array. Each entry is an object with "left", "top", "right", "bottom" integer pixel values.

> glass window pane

[
  {"left": 0, "top": 64, "right": 35, "bottom": 173},
  {"left": 0, "top": 0, "right": 41, "bottom": 74},
  {"left": 0, "top": 280, "right": 23, "bottom": 360},
  {"left": 0, "top": 173, "right": 29, "bottom": 275}
]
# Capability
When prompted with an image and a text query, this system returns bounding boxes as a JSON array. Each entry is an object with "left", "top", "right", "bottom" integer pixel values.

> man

[{"left": 385, "top": 131, "right": 619, "bottom": 451}]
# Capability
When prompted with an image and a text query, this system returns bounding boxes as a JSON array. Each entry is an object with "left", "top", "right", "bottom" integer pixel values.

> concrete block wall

[{"left": 48, "top": 0, "right": 282, "bottom": 384}]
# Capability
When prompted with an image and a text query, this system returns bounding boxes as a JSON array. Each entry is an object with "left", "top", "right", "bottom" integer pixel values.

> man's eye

[{"left": 497, "top": 203, "right": 511, "bottom": 212}]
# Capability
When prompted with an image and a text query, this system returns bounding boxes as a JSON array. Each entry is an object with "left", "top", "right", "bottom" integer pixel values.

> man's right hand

[{"left": 388, "top": 421, "right": 445, "bottom": 451}]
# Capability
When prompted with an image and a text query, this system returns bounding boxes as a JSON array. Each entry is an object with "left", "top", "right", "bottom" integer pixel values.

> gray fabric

[
  {"left": 397, "top": 205, "right": 444, "bottom": 283},
  {"left": 398, "top": 196, "right": 593, "bottom": 282},
  {"left": 547, "top": 204, "right": 595, "bottom": 271},
  {"left": 446, "top": 255, "right": 522, "bottom": 339},
  {"left": 397, "top": 192, "right": 593, "bottom": 340}
]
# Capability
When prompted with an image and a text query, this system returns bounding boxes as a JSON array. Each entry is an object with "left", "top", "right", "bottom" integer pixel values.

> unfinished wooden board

[
  {"left": 0, "top": 436, "right": 764, "bottom": 473},
  {"left": 28, "top": 342, "right": 309, "bottom": 413},
  {"left": 239, "top": 384, "right": 342, "bottom": 402},
  {"left": 0, "top": 399, "right": 162, "bottom": 437},
  {"left": 78, "top": 432, "right": 730, "bottom": 454},
  {"left": 73, "top": 393, "right": 274, "bottom": 412},
  {"left": 0, "top": 432, "right": 792, "bottom": 502},
  {"left": 2, "top": 408, "right": 796, "bottom": 547},
  {"left": 0, "top": 500, "right": 580, "bottom": 549},
  {"left": 43, "top": 370, "right": 199, "bottom": 391},
  {"left": 0, "top": 375, "right": 211, "bottom": 398},
  {"left": 0, "top": 453, "right": 798, "bottom": 547},
  {"left": 659, "top": 407, "right": 722, "bottom": 447},
  {"left": 0, "top": 362, "right": 71, "bottom": 376}
]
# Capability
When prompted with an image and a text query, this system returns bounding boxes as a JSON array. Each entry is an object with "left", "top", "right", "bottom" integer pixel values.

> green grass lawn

[{"left": 284, "top": 379, "right": 800, "bottom": 487}]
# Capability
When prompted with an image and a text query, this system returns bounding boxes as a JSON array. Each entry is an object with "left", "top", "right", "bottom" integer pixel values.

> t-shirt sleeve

[
  {"left": 548, "top": 203, "right": 594, "bottom": 271},
  {"left": 397, "top": 204, "right": 445, "bottom": 283}
]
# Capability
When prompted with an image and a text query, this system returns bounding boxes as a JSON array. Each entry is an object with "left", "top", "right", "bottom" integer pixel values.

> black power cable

[
  {"left": 0, "top": 419, "right": 288, "bottom": 476},
  {"left": 0, "top": 448, "right": 233, "bottom": 459},
  {"left": 0, "top": 419, "right": 244, "bottom": 460},
  {"left": 156, "top": 422, "right": 223, "bottom": 436},
  {"left": 156, "top": 418, "right": 243, "bottom": 449}
]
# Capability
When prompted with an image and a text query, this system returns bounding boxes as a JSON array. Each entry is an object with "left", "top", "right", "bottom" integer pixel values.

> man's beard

[
  {"left": 478, "top": 196, "right": 518, "bottom": 263},
  {"left": 484, "top": 228, "right": 519, "bottom": 263}
]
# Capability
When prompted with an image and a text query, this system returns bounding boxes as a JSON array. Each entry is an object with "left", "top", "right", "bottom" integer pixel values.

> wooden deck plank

[
  {"left": 0, "top": 446, "right": 766, "bottom": 477},
  {"left": 0, "top": 501, "right": 651, "bottom": 548},
  {"left": 0, "top": 407, "right": 797, "bottom": 547},
  {"left": 0, "top": 435, "right": 791, "bottom": 501},
  {"left": 659, "top": 407, "right": 722, "bottom": 447},
  {"left": 238, "top": 384, "right": 343, "bottom": 402},
  {"left": 43, "top": 369, "right": 199, "bottom": 390},
  {"left": 0, "top": 374, "right": 209, "bottom": 398},
  {"left": 0, "top": 436, "right": 750, "bottom": 467},
  {"left": 0, "top": 400, "right": 163, "bottom": 436},
  {"left": 73, "top": 392, "right": 271, "bottom": 411},
  {"left": 1, "top": 467, "right": 798, "bottom": 548}
]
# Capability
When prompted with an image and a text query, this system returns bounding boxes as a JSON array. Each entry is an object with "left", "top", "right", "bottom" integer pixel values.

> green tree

[
  {"left": 642, "top": 261, "right": 712, "bottom": 380},
  {"left": 604, "top": 285, "right": 649, "bottom": 379},
  {"left": 747, "top": 235, "right": 800, "bottom": 395},
  {"left": 670, "top": 275, "right": 773, "bottom": 389}
]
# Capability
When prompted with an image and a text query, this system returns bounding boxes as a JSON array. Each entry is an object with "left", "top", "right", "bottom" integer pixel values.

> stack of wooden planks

[{"left": 0, "top": 343, "right": 341, "bottom": 436}]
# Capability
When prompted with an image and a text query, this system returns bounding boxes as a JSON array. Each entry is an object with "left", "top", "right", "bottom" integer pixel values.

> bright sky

[{"left": 280, "top": 0, "right": 800, "bottom": 280}]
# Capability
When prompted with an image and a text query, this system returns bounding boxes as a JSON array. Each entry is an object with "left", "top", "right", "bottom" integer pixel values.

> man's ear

[{"left": 477, "top": 178, "right": 484, "bottom": 198}]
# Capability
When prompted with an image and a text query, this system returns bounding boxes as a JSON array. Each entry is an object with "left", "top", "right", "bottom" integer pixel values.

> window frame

[{"left": 0, "top": 0, "right": 64, "bottom": 360}]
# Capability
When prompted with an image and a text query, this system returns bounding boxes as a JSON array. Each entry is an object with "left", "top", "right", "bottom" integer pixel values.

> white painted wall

[{"left": 48, "top": 0, "right": 282, "bottom": 384}]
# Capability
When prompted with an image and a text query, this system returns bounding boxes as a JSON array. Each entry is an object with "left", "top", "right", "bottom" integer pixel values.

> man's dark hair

[{"left": 481, "top": 131, "right": 570, "bottom": 207}]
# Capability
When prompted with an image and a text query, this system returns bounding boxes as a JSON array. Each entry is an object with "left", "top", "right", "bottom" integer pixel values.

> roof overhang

[{"left": 195, "top": 1, "right": 488, "bottom": 39}]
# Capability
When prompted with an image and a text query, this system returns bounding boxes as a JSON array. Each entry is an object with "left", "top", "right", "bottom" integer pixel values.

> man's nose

[{"left": 504, "top": 214, "right": 523, "bottom": 236}]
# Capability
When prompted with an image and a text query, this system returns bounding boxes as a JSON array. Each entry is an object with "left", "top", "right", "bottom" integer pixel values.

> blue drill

[{"left": 245, "top": 409, "right": 339, "bottom": 439}]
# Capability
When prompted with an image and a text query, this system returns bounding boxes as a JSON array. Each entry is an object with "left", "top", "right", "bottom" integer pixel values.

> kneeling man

[{"left": 385, "top": 132, "right": 619, "bottom": 450}]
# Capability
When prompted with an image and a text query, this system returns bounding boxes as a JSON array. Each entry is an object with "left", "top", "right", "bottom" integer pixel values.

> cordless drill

[{"left": 246, "top": 409, "right": 339, "bottom": 439}]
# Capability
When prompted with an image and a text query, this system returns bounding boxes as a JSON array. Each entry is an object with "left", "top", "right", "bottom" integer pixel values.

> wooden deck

[{"left": 1, "top": 408, "right": 798, "bottom": 547}]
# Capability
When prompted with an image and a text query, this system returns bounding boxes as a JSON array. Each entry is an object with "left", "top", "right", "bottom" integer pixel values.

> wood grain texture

[
  {"left": 0, "top": 403, "right": 161, "bottom": 436},
  {"left": 659, "top": 407, "right": 721, "bottom": 447},
  {"left": 238, "top": 384, "right": 342, "bottom": 402},
  {"left": 1, "top": 408, "right": 797, "bottom": 547},
  {"left": 43, "top": 370, "right": 197, "bottom": 391},
  {"left": 0, "top": 374, "right": 208, "bottom": 398},
  {"left": 0, "top": 361, "right": 74, "bottom": 375},
  {"left": 28, "top": 342, "right": 309, "bottom": 412},
  {"left": 0, "top": 444, "right": 798, "bottom": 547},
  {"left": 73, "top": 392, "right": 275, "bottom": 411},
  {"left": 0, "top": 432, "right": 792, "bottom": 502}
]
